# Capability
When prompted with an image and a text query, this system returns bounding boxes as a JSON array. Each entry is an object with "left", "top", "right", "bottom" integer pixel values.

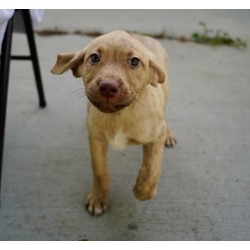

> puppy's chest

[{"left": 108, "top": 129, "right": 131, "bottom": 151}]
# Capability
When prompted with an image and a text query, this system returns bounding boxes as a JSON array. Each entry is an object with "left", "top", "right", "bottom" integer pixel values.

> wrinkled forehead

[{"left": 86, "top": 32, "right": 147, "bottom": 58}]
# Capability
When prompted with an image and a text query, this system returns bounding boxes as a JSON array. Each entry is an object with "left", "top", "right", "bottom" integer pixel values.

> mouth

[{"left": 91, "top": 101, "right": 128, "bottom": 113}]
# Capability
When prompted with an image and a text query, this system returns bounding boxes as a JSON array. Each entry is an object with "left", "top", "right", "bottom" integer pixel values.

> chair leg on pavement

[
  {"left": 0, "top": 17, "right": 14, "bottom": 205},
  {"left": 22, "top": 10, "right": 46, "bottom": 108}
]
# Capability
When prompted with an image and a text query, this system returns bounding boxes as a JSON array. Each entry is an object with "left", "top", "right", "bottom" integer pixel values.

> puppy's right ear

[{"left": 51, "top": 50, "right": 85, "bottom": 78}]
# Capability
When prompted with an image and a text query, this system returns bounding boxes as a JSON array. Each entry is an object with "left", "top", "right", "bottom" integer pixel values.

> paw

[
  {"left": 165, "top": 129, "right": 177, "bottom": 147},
  {"left": 85, "top": 192, "right": 108, "bottom": 216},
  {"left": 133, "top": 181, "right": 157, "bottom": 201}
]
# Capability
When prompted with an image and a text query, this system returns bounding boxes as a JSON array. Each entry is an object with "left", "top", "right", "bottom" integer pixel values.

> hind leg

[{"left": 164, "top": 122, "right": 177, "bottom": 147}]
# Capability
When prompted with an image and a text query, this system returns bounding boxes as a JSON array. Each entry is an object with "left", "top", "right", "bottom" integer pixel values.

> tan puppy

[{"left": 51, "top": 30, "right": 176, "bottom": 216}]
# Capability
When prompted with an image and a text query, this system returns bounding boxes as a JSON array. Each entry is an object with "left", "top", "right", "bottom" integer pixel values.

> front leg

[
  {"left": 133, "top": 138, "right": 165, "bottom": 200},
  {"left": 85, "top": 136, "right": 109, "bottom": 216}
]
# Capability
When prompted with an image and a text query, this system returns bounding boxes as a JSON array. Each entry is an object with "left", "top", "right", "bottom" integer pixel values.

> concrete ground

[{"left": 0, "top": 10, "right": 250, "bottom": 240}]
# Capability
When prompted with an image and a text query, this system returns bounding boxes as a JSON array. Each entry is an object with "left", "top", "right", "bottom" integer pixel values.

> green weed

[{"left": 191, "top": 22, "right": 247, "bottom": 48}]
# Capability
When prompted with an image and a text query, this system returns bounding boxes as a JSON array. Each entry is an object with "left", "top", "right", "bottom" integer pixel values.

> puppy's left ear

[
  {"left": 51, "top": 50, "right": 85, "bottom": 78},
  {"left": 148, "top": 52, "right": 166, "bottom": 87}
]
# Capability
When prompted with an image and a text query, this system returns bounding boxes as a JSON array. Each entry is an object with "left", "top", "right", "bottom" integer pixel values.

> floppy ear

[
  {"left": 148, "top": 52, "right": 166, "bottom": 87},
  {"left": 51, "top": 50, "right": 85, "bottom": 77}
]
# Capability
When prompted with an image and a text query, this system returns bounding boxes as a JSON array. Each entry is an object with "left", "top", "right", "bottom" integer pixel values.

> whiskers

[
  {"left": 66, "top": 81, "right": 155, "bottom": 115},
  {"left": 66, "top": 79, "right": 88, "bottom": 105}
]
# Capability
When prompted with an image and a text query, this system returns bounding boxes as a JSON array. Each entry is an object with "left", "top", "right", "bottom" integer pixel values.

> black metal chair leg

[
  {"left": 0, "top": 17, "right": 14, "bottom": 204},
  {"left": 22, "top": 10, "right": 46, "bottom": 108}
]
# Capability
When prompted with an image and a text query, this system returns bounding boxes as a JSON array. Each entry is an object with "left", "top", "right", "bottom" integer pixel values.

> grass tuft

[{"left": 191, "top": 22, "right": 247, "bottom": 48}]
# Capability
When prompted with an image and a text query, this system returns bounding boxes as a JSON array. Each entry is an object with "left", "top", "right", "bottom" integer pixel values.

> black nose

[{"left": 98, "top": 80, "right": 119, "bottom": 98}]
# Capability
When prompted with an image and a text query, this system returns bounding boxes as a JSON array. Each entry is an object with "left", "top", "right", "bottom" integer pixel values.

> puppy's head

[{"left": 51, "top": 30, "right": 165, "bottom": 113}]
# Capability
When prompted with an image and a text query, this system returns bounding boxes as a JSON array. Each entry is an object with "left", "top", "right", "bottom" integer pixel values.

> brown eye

[
  {"left": 89, "top": 53, "right": 100, "bottom": 64},
  {"left": 129, "top": 57, "right": 140, "bottom": 67}
]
